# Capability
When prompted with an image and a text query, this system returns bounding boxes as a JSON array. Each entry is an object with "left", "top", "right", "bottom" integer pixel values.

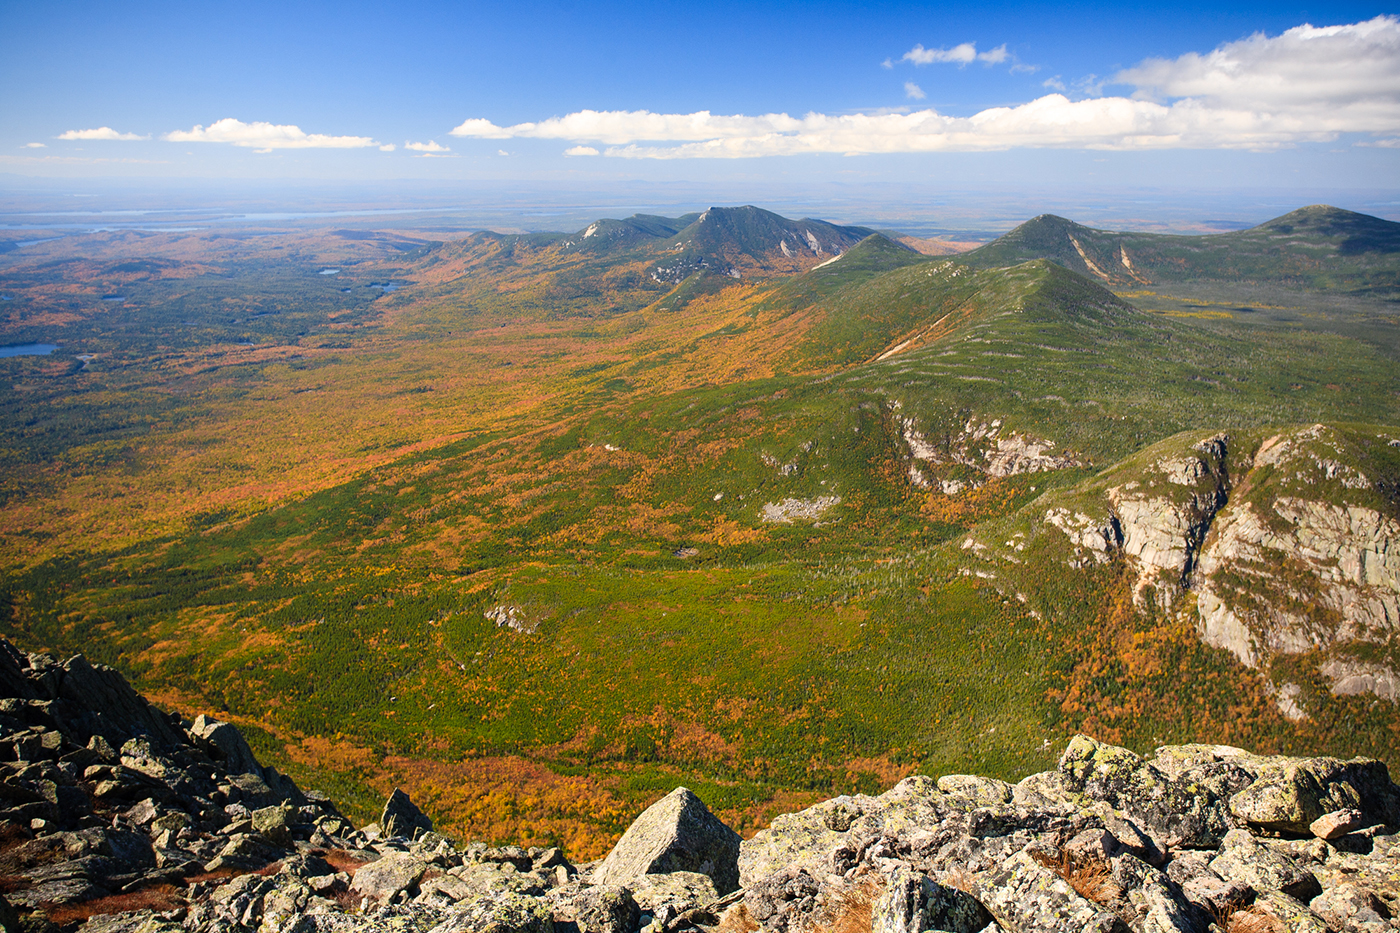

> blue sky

[{"left": 2, "top": 0, "right": 1397, "bottom": 200}]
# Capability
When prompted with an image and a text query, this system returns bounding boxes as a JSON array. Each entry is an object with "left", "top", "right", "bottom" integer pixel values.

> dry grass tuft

[
  {"left": 826, "top": 877, "right": 881, "bottom": 933},
  {"left": 46, "top": 884, "right": 185, "bottom": 924},
  {"left": 1211, "top": 905, "right": 1284, "bottom": 933},
  {"left": 714, "top": 902, "right": 760, "bottom": 933},
  {"left": 1031, "top": 849, "right": 1122, "bottom": 904}
]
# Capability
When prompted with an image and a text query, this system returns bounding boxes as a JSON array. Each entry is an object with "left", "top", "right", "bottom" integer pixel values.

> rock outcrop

[
  {"left": 968, "top": 424, "right": 1400, "bottom": 709},
  {"left": 7, "top": 637, "right": 1400, "bottom": 933},
  {"left": 900, "top": 414, "right": 1084, "bottom": 492},
  {"left": 592, "top": 788, "right": 741, "bottom": 895},
  {"left": 727, "top": 734, "right": 1400, "bottom": 933}
]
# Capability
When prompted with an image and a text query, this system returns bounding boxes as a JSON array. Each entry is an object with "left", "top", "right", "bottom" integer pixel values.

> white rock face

[
  {"left": 760, "top": 496, "right": 841, "bottom": 524},
  {"left": 992, "top": 424, "right": 1400, "bottom": 705},
  {"left": 900, "top": 414, "right": 1082, "bottom": 489},
  {"left": 1189, "top": 427, "right": 1400, "bottom": 699},
  {"left": 1320, "top": 659, "right": 1400, "bottom": 701},
  {"left": 1042, "top": 507, "right": 1121, "bottom": 565},
  {"left": 1106, "top": 436, "right": 1230, "bottom": 607}
]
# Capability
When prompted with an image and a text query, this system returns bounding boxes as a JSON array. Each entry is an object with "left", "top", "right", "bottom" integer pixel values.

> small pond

[{"left": 0, "top": 343, "right": 59, "bottom": 358}]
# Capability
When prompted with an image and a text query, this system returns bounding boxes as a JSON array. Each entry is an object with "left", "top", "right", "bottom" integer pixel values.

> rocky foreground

[{"left": 1, "top": 640, "right": 1399, "bottom": 932}]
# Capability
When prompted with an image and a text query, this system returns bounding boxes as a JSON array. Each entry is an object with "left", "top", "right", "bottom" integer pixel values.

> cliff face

[{"left": 967, "top": 423, "right": 1400, "bottom": 715}]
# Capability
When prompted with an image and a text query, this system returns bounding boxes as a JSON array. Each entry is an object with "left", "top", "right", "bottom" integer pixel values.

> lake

[{"left": 0, "top": 343, "right": 59, "bottom": 358}]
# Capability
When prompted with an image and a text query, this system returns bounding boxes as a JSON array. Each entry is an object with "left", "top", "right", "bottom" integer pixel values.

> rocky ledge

[{"left": 1, "top": 638, "right": 1399, "bottom": 933}]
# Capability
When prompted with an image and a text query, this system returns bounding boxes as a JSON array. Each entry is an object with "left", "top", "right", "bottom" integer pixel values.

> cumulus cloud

[
  {"left": 900, "top": 42, "right": 1009, "bottom": 66},
  {"left": 564, "top": 145, "right": 599, "bottom": 156},
  {"left": 57, "top": 127, "right": 148, "bottom": 141},
  {"left": 23, "top": 142, "right": 46, "bottom": 148},
  {"left": 379, "top": 143, "right": 397, "bottom": 151},
  {"left": 904, "top": 82, "right": 926, "bottom": 100},
  {"left": 1117, "top": 16, "right": 1399, "bottom": 110},
  {"left": 164, "top": 118, "right": 377, "bottom": 149},
  {"left": 451, "top": 17, "right": 1400, "bottom": 156},
  {"left": 404, "top": 140, "right": 450, "bottom": 152}
]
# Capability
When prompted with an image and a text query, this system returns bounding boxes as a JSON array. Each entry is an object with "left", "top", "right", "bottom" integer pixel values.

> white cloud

[
  {"left": 1116, "top": 16, "right": 1399, "bottom": 110},
  {"left": 900, "top": 42, "right": 1009, "bottom": 66},
  {"left": 978, "top": 44, "right": 1009, "bottom": 64},
  {"left": 379, "top": 143, "right": 397, "bottom": 151},
  {"left": 164, "top": 118, "right": 377, "bottom": 149},
  {"left": 405, "top": 140, "right": 450, "bottom": 152},
  {"left": 498, "top": 149, "right": 510, "bottom": 156},
  {"left": 904, "top": 82, "right": 926, "bottom": 100},
  {"left": 23, "top": 142, "right": 46, "bottom": 148},
  {"left": 1042, "top": 76, "right": 1067, "bottom": 91},
  {"left": 57, "top": 127, "right": 148, "bottom": 141},
  {"left": 451, "top": 17, "right": 1400, "bottom": 156}
]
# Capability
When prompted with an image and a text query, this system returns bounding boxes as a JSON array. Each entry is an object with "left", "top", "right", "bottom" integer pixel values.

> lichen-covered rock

[
  {"left": 426, "top": 893, "right": 554, "bottom": 933},
  {"left": 871, "top": 866, "right": 922, "bottom": 933},
  {"left": 936, "top": 775, "right": 1013, "bottom": 810},
  {"left": 593, "top": 787, "right": 741, "bottom": 894},
  {"left": 571, "top": 884, "right": 638, "bottom": 933},
  {"left": 1209, "top": 829, "right": 1320, "bottom": 902},
  {"left": 381, "top": 787, "right": 435, "bottom": 840},
  {"left": 738, "top": 777, "right": 946, "bottom": 886},
  {"left": 1251, "top": 890, "right": 1330, "bottom": 932},
  {"left": 75, "top": 911, "right": 184, "bottom": 933},
  {"left": 350, "top": 850, "right": 433, "bottom": 903},
  {"left": 1310, "top": 881, "right": 1390, "bottom": 930},
  {"left": 741, "top": 869, "right": 819, "bottom": 933},
  {"left": 626, "top": 870, "right": 717, "bottom": 915},
  {"left": 970, "top": 850, "right": 1126, "bottom": 933},
  {"left": 1058, "top": 735, "right": 1227, "bottom": 848}
]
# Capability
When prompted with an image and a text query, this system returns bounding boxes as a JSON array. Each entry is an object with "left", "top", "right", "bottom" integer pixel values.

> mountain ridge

[{"left": 960, "top": 204, "right": 1400, "bottom": 296}]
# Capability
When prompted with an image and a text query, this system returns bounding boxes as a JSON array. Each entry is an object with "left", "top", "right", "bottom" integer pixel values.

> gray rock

[
  {"left": 572, "top": 884, "right": 639, "bottom": 933},
  {"left": 426, "top": 892, "right": 554, "bottom": 933},
  {"left": 190, "top": 715, "right": 264, "bottom": 778},
  {"left": 1229, "top": 764, "right": 1330, "bottom": 833},
  {"left": 970, "top": 849, "right": 1126, "bottom": 933},
  {"left": 382, "top": 787, "right": 434, "bottom": 840},
  {"left": 1066, "top": 829, "right": 1117, "bottom": 863},
  {"left": 251, "top": 803, "right": 294, "bottom": 846},
  {"left": 1110, "top": 854, "right": 1199, "bottom": 933},
  {"left": 593, "top": 787, "right": 741, "bottom": 894},
  {"left": 936, "top": 775, "right": 1013, "bottom": 809},
  {"left": 56, "top": 654, "right": 186, "bottom": 751},
  {"left": 739, "top": 777, "right": 946, "bottom": 886},
  {"left": 351, "top": 850, "right": 432, "bottom": 903},
  {"left": 1311, "top": 882, "right": 1390, "bottom": 929},
  {"left": 626, "top": 870, "right": 718, "bottom": 914},
  {"left": 872, "top": 866, "right": 988, "bottom": 933},
  {"left": 75, "top": 911, "right": 183, "bottom": 933},
  {"left": 8, "top": 876, "right": 111, "bottom": 908},
  {"left": 872, "top": 865, "right": 922, "bottom": 933},
  {"left": 742, "top": 868, "right": 819, "bottom": 933},
  {"left": 1209, "top": 829, "right": 1320, "bottom": 902},
  {"left": 1058, "top": 735, "right": 1225, "bottom": 849},
  {"left": 1251, "top": 891, "right": 1330, "bottom": 932}
]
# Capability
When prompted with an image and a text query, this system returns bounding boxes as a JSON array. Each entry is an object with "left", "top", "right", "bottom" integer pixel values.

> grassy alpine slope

[{"left": 1, "top": 206, "right": 1398, "bottom": 854}]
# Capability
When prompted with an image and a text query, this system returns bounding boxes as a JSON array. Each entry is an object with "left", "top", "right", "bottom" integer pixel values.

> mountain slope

[
  {"left": 650, "top": 206, "right": 879, "bottom": 283},
  {"left": 5, "top": 205, "right": 1400, "bottom": 853},
  {"left": 961, "top": 205, "right": 1400, "bottom": 297}
]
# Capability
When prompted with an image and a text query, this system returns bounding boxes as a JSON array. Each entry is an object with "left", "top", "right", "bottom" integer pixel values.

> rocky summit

[{"left": 2, "top": 638, "right": 1400, "bottom": 933}]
